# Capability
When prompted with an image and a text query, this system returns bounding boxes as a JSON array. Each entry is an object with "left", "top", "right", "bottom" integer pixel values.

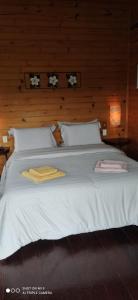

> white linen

[
  {"left": 61, "top": 123, "right": 102, "bottom": 146},
  {"left": 57, "top": 119, "right": 100, "bottom": 127},
  {"left": 0, "top": 144, "right": 138, "bottom": 260},
  {"left": 8, "top": 127, "right": 57, "bottom": 151}
]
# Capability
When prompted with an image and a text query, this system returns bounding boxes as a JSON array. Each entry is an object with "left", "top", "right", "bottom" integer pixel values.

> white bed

[{"left": 0, "top": 143, "right": 138, "bottom": 260}]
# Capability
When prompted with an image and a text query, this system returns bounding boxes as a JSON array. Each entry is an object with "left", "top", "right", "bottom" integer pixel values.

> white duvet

[{"left": 0, "top": 144, "right": 138, "bottom": 260}]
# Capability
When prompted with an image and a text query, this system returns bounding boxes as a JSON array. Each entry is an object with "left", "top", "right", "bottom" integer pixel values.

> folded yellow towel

[
  {"left": 29, "top": 166, "right": 58, "bottom": 177},
  {"left": 22, "top": 170, "right": 65, "bottom": 183}
]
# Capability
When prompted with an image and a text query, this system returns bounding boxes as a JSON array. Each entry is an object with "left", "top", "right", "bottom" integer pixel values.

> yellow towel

[
  {"left": 22, "top": 170, "right": 65, "bottom": 183},
  {"left": 29, "top": 166, "right": 58, "bottom": 177}
]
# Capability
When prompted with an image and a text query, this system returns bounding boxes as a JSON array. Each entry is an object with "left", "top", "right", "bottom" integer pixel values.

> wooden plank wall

[
  {"left": 128, "top": 1, "right": 138, "bottom": 154},
  {"left": 0, "top": 0, "right": 129, "bottom": 170}
]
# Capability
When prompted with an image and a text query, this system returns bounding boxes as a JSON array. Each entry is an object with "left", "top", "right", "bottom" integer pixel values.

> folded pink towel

[
  {"left": 95, "top": 160, "right": 128, "bottom": 173},
  {"left": 99, "top": 160, "right": 127, "bottom": 169}
]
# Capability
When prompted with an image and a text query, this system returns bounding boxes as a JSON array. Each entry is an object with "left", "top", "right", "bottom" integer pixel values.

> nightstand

[
  {"left": 124, "top": 143, "right": 138, "bottom": 161},
  {"left": 103, "top": 138, "right": 138, "bottom": 161},
  {"left": 0, "top": 147, "right": 10, "bottom": 160},
  {"left": 103, "top": 138, "right": 130, "bottom": 150}
]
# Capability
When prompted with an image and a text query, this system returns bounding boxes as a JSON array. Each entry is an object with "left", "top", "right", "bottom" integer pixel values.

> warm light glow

[{"left": 110, "top": 104, "right": 121, "bottom": 127}]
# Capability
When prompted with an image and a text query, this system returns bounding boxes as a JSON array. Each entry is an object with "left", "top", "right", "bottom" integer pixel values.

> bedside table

[
  {"left": 0, "top": 147, "right": 10, "bottom": 160},
  {"left": 103, "top": 138, "right": 130, "bottom": 150}
]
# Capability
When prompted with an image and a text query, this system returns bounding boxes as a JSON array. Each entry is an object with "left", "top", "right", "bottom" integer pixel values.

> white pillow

[
  {"left": 58, "top": 119, "right": 101, "bottom": 128},
  {"left": 61, "top": 123, "right": 102, "bottom": 146},
  {"left": 9, "top": 127, "right": 57, "bottom": 151}
]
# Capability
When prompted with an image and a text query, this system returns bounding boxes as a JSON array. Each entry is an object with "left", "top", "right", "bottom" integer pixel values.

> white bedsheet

[{"left": 0, "top": 144, "right": 138, "bottom": 260}]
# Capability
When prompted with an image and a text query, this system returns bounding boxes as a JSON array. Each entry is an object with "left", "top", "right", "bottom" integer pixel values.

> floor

[{"left": 0, "top": 226, "right": 138, "bottom": 300}]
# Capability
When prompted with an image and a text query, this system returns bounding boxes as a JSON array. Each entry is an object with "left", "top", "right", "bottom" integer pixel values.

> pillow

[
  {"left": 57, "top": 119, "right": 101, "bottom": 128},
  {"left": 8, "top": 125, "right": 56, "bottom": 135},
  {"left": 60, "top": 122, "right": 102, "bottom": 146},
  {"left": 9, "top": 127, "right": 57, "bottom": 151}
]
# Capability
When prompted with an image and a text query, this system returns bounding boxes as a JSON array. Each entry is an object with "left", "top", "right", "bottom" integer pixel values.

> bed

[{"left": 0, "top": 141, "right": 138, "bottom": 260}]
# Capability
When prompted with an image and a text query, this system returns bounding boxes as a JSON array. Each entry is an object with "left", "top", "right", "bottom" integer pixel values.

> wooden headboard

[{"left": 0, "top": 94, "right": 127, "bottom": 149}]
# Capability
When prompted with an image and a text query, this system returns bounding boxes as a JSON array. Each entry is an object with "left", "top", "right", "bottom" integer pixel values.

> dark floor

[{"left": 0, "top": 226, "right": 138, "bottom": 300}]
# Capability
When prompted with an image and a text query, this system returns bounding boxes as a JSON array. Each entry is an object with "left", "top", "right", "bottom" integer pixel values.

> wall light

[{"left": 110, "top": 103, "right": 121, "bottom": 127}]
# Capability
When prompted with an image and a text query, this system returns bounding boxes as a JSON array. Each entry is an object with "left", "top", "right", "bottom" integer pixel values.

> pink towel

[
  {"left": 95, "top": 160, "right": 128, "bottom": 173},
  {"left": 99, "top": 160, "right": 127, "bottom": 169}
]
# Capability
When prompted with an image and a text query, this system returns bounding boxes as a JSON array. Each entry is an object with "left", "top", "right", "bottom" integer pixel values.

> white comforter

[{"left": 0, "top": 144, "right": 138, "bottom": 260}]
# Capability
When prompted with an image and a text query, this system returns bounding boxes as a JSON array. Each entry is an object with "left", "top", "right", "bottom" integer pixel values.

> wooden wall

[
  {"left": 128, "top": 1, "right": 138, "bottom": 156},
  {"left": 0, "top": 0, "right": 129, "bottom": 170}
]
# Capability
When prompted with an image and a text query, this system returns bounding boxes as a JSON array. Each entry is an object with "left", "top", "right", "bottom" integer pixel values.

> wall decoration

[
  {"left": 66, "top": 72, "right": 77, "bottom": 88},
  {"left": 47, "top": 73, "right": 59, "bottom": 88},
  {"left": 24, "top": 72, "right": 81, "bottom": 89},
  {"left": 29, "top": 73, "right": 40, "bottom": 88}
]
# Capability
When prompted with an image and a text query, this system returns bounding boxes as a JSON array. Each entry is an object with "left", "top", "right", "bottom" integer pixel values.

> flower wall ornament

[
  {"left": 30, "top": 73, "right": 40, "bottom": 88},
  {"left": 25, "top": 72, "right": 80, "bottom": 89},
  {"left": 47, "top": 73, "right": 59, "bottom": 88},
  {"left": 66, "top": 72, "right": 77, "bottom": 88}
]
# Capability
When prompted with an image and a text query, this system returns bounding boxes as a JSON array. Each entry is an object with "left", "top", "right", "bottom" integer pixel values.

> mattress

[{"left": 0, "top": 144, "right": 138, "bottom": 260}]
